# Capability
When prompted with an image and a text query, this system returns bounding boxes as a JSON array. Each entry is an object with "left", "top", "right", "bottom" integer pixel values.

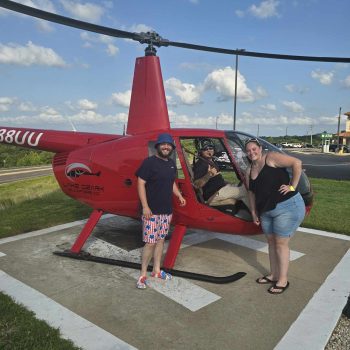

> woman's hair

[{"left": 244, "top": 138, "right": 261, "bottom": 149}]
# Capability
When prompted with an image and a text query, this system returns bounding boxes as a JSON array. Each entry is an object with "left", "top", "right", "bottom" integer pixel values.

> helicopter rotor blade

[
  {"left": 1, "top": 0, "right": 350, "bottom": 63},
  {"left": 166, "top": 40, "right": 350, "bottom": 63},
  {"left": 0, "top": 0, "right": 141, "bottom": 41}
]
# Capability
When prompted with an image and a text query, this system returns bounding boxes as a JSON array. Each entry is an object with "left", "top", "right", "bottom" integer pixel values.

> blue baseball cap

[{"left": 154, "top": 133, "right": 176, "bottom": 149}]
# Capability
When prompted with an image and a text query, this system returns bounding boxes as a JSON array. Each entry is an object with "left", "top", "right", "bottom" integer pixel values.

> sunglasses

[
  {"left": 202, "top": 146, "right": 214, "bottom": 151},
  {"left": 244, "top": 138, "right": 261, "bottom": 147}
]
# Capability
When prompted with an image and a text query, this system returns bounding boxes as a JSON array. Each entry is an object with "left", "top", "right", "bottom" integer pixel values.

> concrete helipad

[{"left": 0, "top": 215, "right": 349, "bottom": 350}]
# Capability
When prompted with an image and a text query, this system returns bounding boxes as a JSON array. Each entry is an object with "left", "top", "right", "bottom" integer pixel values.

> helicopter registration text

[{"left": 0, "top": 129, "right": 43, "bottom": 147}]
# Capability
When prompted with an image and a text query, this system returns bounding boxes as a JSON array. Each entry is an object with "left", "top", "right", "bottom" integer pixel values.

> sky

[{"left": 0, "top": 0, "right": 349, "bottom": 137}]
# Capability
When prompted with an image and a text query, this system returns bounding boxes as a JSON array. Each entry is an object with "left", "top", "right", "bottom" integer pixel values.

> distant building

[{"left": 337, "top": 112, "right": 350, "bottom": 146}]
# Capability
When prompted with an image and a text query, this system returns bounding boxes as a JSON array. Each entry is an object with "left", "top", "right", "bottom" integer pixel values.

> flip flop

[
  {"left": 268, "top": 281, "right": 290, "bottom": 295},
  {"left": 256, "top": 275, "right": 276, "bottom": 284}
]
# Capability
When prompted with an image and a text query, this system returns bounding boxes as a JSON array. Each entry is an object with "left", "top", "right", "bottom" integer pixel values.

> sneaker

[
  {"left": 151, "top": 270, "right": 172, "bottom": 280},
  {"left": 136, "top": 276, "right": 148, "bottom": 289}
]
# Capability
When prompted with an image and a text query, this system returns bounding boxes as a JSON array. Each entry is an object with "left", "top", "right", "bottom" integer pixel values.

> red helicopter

[{"left": 0, "top": 0, "right": 335, "bottom": 283}]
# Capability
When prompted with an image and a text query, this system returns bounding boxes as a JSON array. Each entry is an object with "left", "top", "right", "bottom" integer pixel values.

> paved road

[
  {"left": 0, "top": 165, "right": 53, "bottom": 184},
  {"left": 286, "top": 150, "right": 350, "bottom": 180}
]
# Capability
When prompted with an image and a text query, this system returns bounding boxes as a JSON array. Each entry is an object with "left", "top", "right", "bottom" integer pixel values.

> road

[
  {"left": 286, "top": 150, "right": 350, "bottom": 180},
  {"left": 0, "top": 165, "right": 53, "bottom": 184}
]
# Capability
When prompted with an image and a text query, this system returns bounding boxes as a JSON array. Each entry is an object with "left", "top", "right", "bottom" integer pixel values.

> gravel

[{"left": 325, "top": 314, "right": 350, "bottom": 350}]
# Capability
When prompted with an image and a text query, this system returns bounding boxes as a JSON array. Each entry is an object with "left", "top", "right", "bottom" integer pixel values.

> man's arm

[
  {"left": 137, "top": 177, "right": 152, "bottom": 219},
  {"left": 193, "top": 165, "right": 219, "bottom": 188},
  {"left": 173, "top": 183, "right": 186, "bottom": 206}
]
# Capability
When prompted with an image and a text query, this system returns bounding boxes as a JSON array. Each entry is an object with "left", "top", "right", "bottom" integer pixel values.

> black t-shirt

[
  {"left": 193, "top": 158, "right": 226, "bottom": 201},
  {"left": 249, "top": 161, "right": 297, "bottom": 215},
  {"left": 136, "top": 155, "right": 176, "bottom": 214}
]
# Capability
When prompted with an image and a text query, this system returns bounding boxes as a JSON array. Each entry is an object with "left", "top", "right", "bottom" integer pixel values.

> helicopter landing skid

[{"left": 53, "top": 250, "right": 246, "bottom": 284}]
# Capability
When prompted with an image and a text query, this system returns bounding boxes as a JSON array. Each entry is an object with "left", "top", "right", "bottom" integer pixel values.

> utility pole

[
  {"left": 337, "top": 107, "right": 342, "bottom": 149},
  {"left": 233, "top": 49, "right": 245, "bottom": 130},
  {"left": 310, "top": 124, "right": 313, "bottom": 145}
]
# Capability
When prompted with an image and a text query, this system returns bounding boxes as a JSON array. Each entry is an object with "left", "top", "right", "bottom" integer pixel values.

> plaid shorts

[{"left": 142, "top": 214, "right": 172, "bottom": 243}]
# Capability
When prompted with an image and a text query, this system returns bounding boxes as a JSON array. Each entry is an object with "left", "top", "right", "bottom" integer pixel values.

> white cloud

[
  {"left": 18, "top": 101, "right": 37, "bottom": 112},
  {"left": 80, "top": 32, "right": 119, "bottom": 56},
  {"left": 319, "top": 115, "right": 341, "bottom": 125},
  {"left": 285, "top": 84, "right": 310, "bottom": 94},
  {"left": 342, "top": 75, "right": 350, "bottom": 88},
  {"left": 311, "top": 69, "right": 334, "bottom": 85},
  {"left": 235, "top": 10, "right": 245, "bottom": 18},
  {"left": 60, "top": 0, "right": 104, "bottom": 22},
  {"left": 78, "top": 99, "right": 98, "bottom": 110},
  {"left": 204, "top": 66, "right": 254, "bottom": 102},
  {"left": 261, "top": 103, "right": 276, "bottom": 111},
  {"left": 0, "top": 97, "right": 16, "bottom": 112},
  {"left": 111, "top": 90, "right": 131, "bottom": 108},
  {"left": 0, "top": 1, "right": 57, "bottom": 31},
  {"left": 282, "top": 101, "right": 304, "bottom": 113},
  {"left": 0, "top": 41, "right": 67, "bottom": 67},
  {"left": 106, "top": 44, "right": 119, "bottom": 56},
  {"left": 165, "top": 78, "right": 202, "bottom": 105},
  {"left": 248, "top": 0, "right": 280, "bottom": 18},
  {"left": 0, "top": 97, "right": 15, "bottom": 105},
  {"left": 256, "top": 86, "right": 268, "bottom": 98},
  {"left": 128, "top": 24, "right": 154, "bottom": 33}
]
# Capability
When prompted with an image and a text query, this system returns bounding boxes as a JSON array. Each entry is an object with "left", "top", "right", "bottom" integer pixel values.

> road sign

[{"left": 321, "top": 133, "right": 333, "bottom": 138}]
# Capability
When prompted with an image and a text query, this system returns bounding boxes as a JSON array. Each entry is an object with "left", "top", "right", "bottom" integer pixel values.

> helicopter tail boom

[{"left": 0, "top": 126, "right": 120, "bottom": 153}]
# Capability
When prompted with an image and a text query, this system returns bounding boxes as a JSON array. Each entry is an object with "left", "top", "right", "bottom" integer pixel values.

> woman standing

[{"left": 245, "top": 138, "right": 305, "bottom": 295}]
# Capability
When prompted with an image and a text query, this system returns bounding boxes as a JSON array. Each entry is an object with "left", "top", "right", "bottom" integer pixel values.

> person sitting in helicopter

[{"left": 193, "top": 139, "right": 249, "bottom": 209}]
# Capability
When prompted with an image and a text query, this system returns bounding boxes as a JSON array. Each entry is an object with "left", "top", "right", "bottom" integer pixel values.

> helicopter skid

[{"left": 53, "top": 250, "right": 246, "bottom": 284}]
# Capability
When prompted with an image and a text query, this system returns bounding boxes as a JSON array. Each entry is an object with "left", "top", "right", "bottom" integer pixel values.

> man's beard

[{"left": 157, "top": 147, "right": 173, "bottom": 159}]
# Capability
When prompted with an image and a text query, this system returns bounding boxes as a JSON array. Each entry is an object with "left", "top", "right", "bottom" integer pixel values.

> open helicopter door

[{"left": 176, "top": 136, "right": 252, "bottom": 220}]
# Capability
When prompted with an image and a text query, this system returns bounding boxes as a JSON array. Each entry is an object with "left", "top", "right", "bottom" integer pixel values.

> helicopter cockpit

[{"left": 176, "top": 135, "right": 252, "bottom": 221}]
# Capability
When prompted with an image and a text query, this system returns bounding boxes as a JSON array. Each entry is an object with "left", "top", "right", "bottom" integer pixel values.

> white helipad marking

[
  {"left": 175, "top": 230, "right": 304, "bottom": 261},
  {"left": 85, "top": 238, "right": 221, "bottom": 312},
  {"left": 297, "top": 227, "right": 350, "bottom": 241},
  {"left": 0, "top": 214, "right": 115, "bottom": 245},
  {"left": 275, "top": 249, "right": 350, "bottom": 350},
  {"left": 130, "top": 269, "right": 221, "bottom": 312},
  {"left": 0, "top": 270, "right": 137, "bottom": 350}
]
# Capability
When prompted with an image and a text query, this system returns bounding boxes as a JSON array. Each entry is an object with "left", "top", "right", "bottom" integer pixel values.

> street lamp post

[
  {"left": 233, "top": 49, "right": 245, "bottom": 131},
  {"left": 337, "top": 107, "right": 342, "bottom": 149}
]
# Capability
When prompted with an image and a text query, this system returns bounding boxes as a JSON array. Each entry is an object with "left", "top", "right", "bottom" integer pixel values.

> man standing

[
  {"left": 135, "top": 133, "right": 186, "bottom": 289},
  {"left": 193, "top": 139, "right": 249, "bottom": 208}
]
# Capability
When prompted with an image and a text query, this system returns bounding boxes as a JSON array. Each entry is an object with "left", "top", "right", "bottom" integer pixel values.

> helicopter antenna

[{"left": 1, "top": 0, "right": 350, "bottom": 63}]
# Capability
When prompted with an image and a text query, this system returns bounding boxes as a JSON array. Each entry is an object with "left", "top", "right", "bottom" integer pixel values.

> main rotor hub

[{"left": 137, "top": 31, "right": 169, "bottom": 56}]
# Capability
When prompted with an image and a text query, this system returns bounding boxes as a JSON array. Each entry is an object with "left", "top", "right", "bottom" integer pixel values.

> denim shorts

[{"left": 260, "top": 193, "right": 305, "bottom": 238}]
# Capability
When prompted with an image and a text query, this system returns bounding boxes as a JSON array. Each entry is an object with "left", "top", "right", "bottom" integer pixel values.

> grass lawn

[
  {"left": 302, "top": 178, "right": 350, "bottom": 235},
  {"left": 0, "top": 175, "right": 349, "bottom": 349},
  {"left": 0, "top": 293, "right": 81, "bottom": 350},
  {"left": 0, "top": 177, "right": 92, "bottom": 239}
]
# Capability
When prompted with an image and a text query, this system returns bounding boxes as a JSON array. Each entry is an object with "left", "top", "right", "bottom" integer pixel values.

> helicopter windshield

[
  {"left": 224, "top": 131, "right": 313, "bottom": 206},
  {"left": 225, "top": 131, "right": 284, "bottom": 175}
]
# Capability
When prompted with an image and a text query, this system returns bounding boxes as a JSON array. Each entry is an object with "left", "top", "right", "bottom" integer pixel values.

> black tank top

[{"left": 249, "top": 154, "right": 297, "bottom": 214}]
